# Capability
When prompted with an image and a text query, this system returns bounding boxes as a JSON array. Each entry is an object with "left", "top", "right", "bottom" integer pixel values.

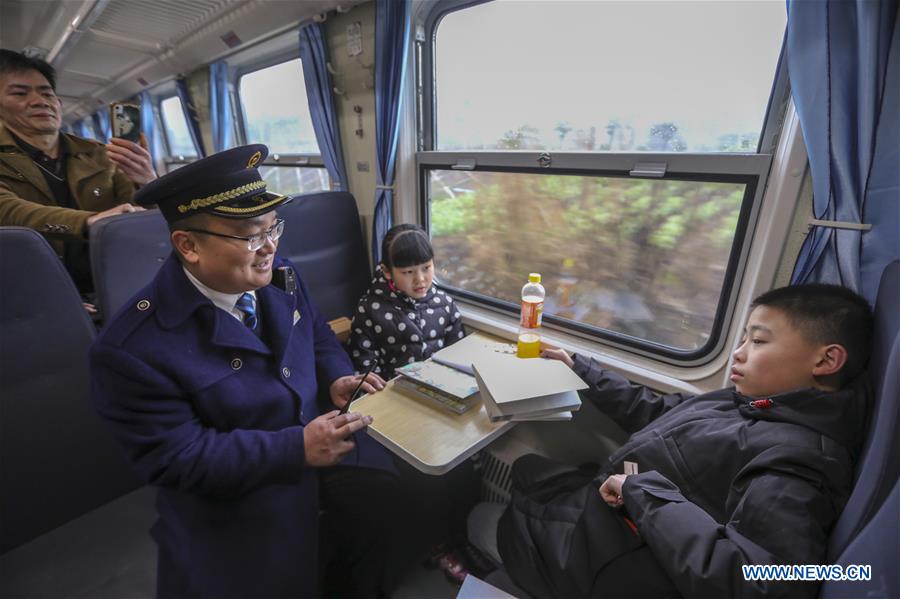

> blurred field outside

[{"left": 429, "top": 170, "right": 745, "bottom": 351}]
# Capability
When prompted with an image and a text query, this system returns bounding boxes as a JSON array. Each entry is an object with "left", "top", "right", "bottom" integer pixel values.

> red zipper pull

[{"left": 750, "top": 398, "right": 773, "bottom": 409}]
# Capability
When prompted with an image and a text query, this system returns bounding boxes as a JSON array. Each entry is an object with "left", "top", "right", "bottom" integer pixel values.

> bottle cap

[{"left": 528, "top": 273, "right": 541, "bottom": 283}]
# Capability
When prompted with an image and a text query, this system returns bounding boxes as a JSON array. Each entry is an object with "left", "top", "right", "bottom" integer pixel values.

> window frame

[
  {"left": 157, "top": 93, "right": 200, "bottom": 168},
  {"left": 417, "top": 0, "right": 791, "bottom": 367},
  {"left": 233, "top": 52, "right": 326, "bottom": 173}
]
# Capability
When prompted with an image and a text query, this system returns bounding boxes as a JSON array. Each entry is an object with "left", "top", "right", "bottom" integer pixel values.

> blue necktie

[{"left": 236, "top": 293, "right": 258, "bottom": 330}]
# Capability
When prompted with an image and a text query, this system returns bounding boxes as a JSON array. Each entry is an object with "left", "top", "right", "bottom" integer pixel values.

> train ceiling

[{"left": 1, "top": 0, "right": 363, "bottom": 121}]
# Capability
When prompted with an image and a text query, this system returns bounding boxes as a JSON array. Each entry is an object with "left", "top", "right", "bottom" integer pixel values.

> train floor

[{"left": 0, "top": 487, "right": 462, "bottom": 599}]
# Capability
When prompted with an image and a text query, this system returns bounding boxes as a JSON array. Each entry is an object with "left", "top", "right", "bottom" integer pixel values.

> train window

[
  {"left": 236, "top": 58, "right": 328, "bottom": 194},
  {"left": 159, "top": 96, "right": 198, "bottom": 159},
  {"left": 431, "top": 1, "right": 785, "bottom": 153},
  {"left": 428, "top": 169, "right": 749, "bottom": 352},
  {"left": 238, "top": 59, "right": 319, "bottom": 154},
  {"left": 257, "top": 165, "right": 329, "bottom": 197},
  {"left": 420, "top": 0, "right": 788, "bottom": 362}
]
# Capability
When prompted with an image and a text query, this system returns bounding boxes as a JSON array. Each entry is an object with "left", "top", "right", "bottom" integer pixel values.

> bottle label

[{"left": 520, "top": 299, "right": 543, "bottom": 328}]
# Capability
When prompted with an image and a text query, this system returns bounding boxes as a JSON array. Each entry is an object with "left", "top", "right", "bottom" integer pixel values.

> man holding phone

[
  {"left": 111, "top": 103, "right": 141, "bottom": 142},
  {"left": 0, "top": 49, "right": 155, "bottom": 301}
]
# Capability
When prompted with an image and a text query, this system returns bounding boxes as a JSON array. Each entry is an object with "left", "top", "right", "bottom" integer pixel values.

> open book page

[
  {"left": 394, "top": 360, "right": 479, "bottom": 400},
  {"left": 431, "top": 332, "right": 517, "bottom": 375}
]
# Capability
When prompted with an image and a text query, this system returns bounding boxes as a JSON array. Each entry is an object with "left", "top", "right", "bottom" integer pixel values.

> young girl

[
  {"left": 348, "top": 223, "right": 465, "bottom": 376},
  {"left": 348, "top": 224, "right": 480, "bottom": 583}
]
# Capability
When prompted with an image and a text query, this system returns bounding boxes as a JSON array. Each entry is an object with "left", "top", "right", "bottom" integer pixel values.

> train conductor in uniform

[{"left": 90, "top": 145, "right": 399, "bottom": 598}]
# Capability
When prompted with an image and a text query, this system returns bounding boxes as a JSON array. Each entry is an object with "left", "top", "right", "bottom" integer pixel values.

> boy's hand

[
  {"left": 599, "top": 474, "right": 628, "bottom": 507},
  {"left": 541, "top": 347, "right": 574, "bottom": 369}
]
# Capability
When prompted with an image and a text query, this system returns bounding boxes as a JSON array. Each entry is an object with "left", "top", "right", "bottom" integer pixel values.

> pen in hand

[{"left": 340, "top": 361, "right": 378, "bottom": 414}]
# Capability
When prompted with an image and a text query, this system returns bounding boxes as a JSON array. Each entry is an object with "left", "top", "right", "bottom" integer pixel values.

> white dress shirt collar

[{"left": 183, "top": 266, "right": 256, "bottom": 323}]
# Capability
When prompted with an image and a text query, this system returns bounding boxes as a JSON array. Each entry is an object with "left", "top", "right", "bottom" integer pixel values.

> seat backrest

[
  {"left": 0, "top": 227, "right": 142, "bottom": 554},
  {"left": 275, "top": 191, "right": 370, "bottom": 322},
  {"left": 89, "top": 209, "right": 171, "bottom": 318},
  {"left": 820, "top": 477, "right": 900, "bottom": 598},
  {"left": 88, "top": 194, "right": 369, "bottom": 323},
  {"left": 826, "top": 260, "right": 900, "bottom": 561}
]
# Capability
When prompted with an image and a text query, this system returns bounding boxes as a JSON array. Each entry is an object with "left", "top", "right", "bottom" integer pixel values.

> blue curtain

[
  {"left": 91, "top": 110, "right": 110, "bottom": 143},
  {"left": 140, "top": 91, "right": 164, "bottom": 166},
  {"left": 209, "top": 61, "right": 234, "bottom": 152},
  {"left": 299, "top": 22, "right": 349, "bottom": 192},
  {"left": 371, "top": 0, "right": 411, "bottom": 266},
  {"left": 787, "top": 0, "right": 899, "bottom": 303},
  {"left": 76, "top": 118, "right": 94, "bottom": 140},
  {"left": 859, "top": 13, "right": 900, "bottom": 303},
  {"left": 176, "top": 77, "right": 207, "bottom": 157}
]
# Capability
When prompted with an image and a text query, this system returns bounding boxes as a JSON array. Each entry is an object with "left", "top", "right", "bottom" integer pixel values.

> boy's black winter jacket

[{"left": 499, "top": 354, "right": 868, "bottom": 599}]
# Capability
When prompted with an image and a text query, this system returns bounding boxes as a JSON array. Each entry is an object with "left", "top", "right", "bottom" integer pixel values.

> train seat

[
  {"left": 821, "top": 260, "right": 900, "bottom": 597},
  {"left": 0, "top": 227, "right": 152, "bottom": 596},
  {"left": 275, "top": 190, "right": 371, "bottom": 323},
  {"left": 89, "top": 192, "right": 371, "bottom": 325},
  {"left": 89, "top": 208, "right": 171, "bottom": 319}
]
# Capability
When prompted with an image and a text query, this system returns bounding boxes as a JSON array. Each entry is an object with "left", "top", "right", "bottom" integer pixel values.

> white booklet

[
  {"left": 471, "top": 354, "right": 587, "bottom": 422},
  {"left": 431, "top": 333, "right": 518, "bottom": 375}
]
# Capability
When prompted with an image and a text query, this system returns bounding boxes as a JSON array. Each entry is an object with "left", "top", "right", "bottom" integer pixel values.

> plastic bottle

[{"left": 517, "top": 273, "right": 545, "bottom": 358}]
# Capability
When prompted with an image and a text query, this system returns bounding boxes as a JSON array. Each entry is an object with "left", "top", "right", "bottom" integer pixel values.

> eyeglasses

[{"left": 185, "top": 219, "right": 285, "bottom": 252}]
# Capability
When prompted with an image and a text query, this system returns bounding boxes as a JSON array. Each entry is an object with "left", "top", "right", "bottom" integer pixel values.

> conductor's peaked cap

[{"left": 134, "top": 144, "right": 291, "bottom": 223}]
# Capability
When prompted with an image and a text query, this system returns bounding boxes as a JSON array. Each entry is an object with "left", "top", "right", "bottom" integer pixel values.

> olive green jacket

[{"left": 0, "top": 122, "right": 135, "bottom": 252}]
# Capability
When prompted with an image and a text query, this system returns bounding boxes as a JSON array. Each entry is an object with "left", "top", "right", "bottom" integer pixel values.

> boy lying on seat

[{"left": 471, "top": 284, "right": 873, "bottom": 599}]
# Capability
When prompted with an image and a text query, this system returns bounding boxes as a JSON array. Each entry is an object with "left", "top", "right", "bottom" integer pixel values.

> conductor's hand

[
  {"left": 106, "top": 136, "right": 157, "bottom": 186},
  {"left": 599, "top": 474, "right": 628, "bottom": 508},
  {"left": 304, "top": 410, "right": 374, "bottom": 467},
  {"left": 330, "top": 372, "right": 386, "bottom": 410},
  {"left": 541, "top": 347, "right": 575, "bottom": 369}
]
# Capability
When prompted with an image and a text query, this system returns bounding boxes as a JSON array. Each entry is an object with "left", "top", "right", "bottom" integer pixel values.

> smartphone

[{"left": 109, "top": 102, "right": 142, "bottom": 143}]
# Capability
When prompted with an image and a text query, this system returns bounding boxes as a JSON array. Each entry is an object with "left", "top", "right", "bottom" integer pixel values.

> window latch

[
  {"left": 629, "top": 162, "right": 667, "bottom": 178},
  {"left": 451, "top": 158, "right": 476, "bottom": 170}
]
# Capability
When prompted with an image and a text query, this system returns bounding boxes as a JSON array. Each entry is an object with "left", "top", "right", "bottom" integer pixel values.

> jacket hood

[
  {"left": 369, "top": 265, "right": 437, "bottom": 305},
  {"left": 733, "top": 378, "right": 870, "bottom": 452}
]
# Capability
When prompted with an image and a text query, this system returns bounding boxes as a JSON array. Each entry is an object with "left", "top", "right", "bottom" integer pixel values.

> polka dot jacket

[{"left": 348, "top": 266, "right": 465, "bottom": 376}]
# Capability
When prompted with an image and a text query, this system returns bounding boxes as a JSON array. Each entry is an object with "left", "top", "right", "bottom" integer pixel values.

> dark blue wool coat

[{"left": 90, "top": 254, "right": 392, "bottom": 598}]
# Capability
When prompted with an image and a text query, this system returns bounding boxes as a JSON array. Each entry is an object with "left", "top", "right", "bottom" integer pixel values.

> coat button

[
  {"left": 231, "top": 358, "right": 242, "bottom": 371},
  {"left": 282, "top": 367, "right": 291, "bottom": 378},
  {"left": 136, "top": 299, "right": 151, "bottom": 311},
  {"left": 92, "top": 188, "right": 101, "bottom": 197}
]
